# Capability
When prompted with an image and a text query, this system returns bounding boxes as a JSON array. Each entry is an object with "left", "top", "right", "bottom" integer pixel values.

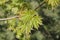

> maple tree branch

[
  {"left": 0, "top": 16, "right": 19, "bottom": 21},
  {"left": 0, "top": 1, "right": 45, "bottom": 21},
  {"left": 34, "top": 0, "right": 45, "bottom": 10}
]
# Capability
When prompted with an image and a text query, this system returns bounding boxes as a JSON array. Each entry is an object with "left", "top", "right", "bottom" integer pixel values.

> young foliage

[
  {"left": 8, "top": 9, "right": 42, "bottom": 40},
  {"left": 45, "top": 0, "right": 60, "bottom": 9},
  {"left": 0, "top": 0, "right": 60, "bottom": 40}
]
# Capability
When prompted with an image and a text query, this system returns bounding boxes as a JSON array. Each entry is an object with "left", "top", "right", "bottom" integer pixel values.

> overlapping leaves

[
  {"left": 8, "top": 9, "right": 42, "bottom": 40},
  {"left": 45, "top": 0, "right": 60, "bottom": 9}
]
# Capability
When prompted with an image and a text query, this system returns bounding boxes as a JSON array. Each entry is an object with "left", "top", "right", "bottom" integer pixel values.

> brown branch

[
  {"left": 0, "top": 16, "right": 19, "bottom": 21},
  {"left": 34, "top": 0, "right": 45, "bottom": 10},
  {"left": 0, "top": 1, "right": 45, "bottom": 21}
]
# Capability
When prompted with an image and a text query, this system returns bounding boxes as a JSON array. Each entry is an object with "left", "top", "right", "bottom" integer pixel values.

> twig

[
  {"left": 0, "top": 1, "right": 45, "bottom": 21},
  {"left": 34, "top": 0, "right": 45, "bottom": 10},
  {"left": 0, "top": 16, "right": 19, "bottom": 21}
]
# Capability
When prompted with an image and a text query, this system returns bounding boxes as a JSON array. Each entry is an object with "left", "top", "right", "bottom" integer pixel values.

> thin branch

[
  {"left": 34, "top": 0, "right": 45, "bottom": 10},
  {"left": 0, "top": 1, "right": 45, "bottom": 21},
  {"left": 0, "top": 16, "right": 19, "bottom": 21}
]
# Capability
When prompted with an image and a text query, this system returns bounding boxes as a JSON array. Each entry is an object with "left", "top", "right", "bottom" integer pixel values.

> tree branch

[
  {"left": 0, "top": 1, "right": 45, "bottom": 21},
  {"left": 0, "top": 16, "right": 19, "bottom": 21},
  {"left": 34, "top": 0, "right": 45, "bottom": 10}
]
